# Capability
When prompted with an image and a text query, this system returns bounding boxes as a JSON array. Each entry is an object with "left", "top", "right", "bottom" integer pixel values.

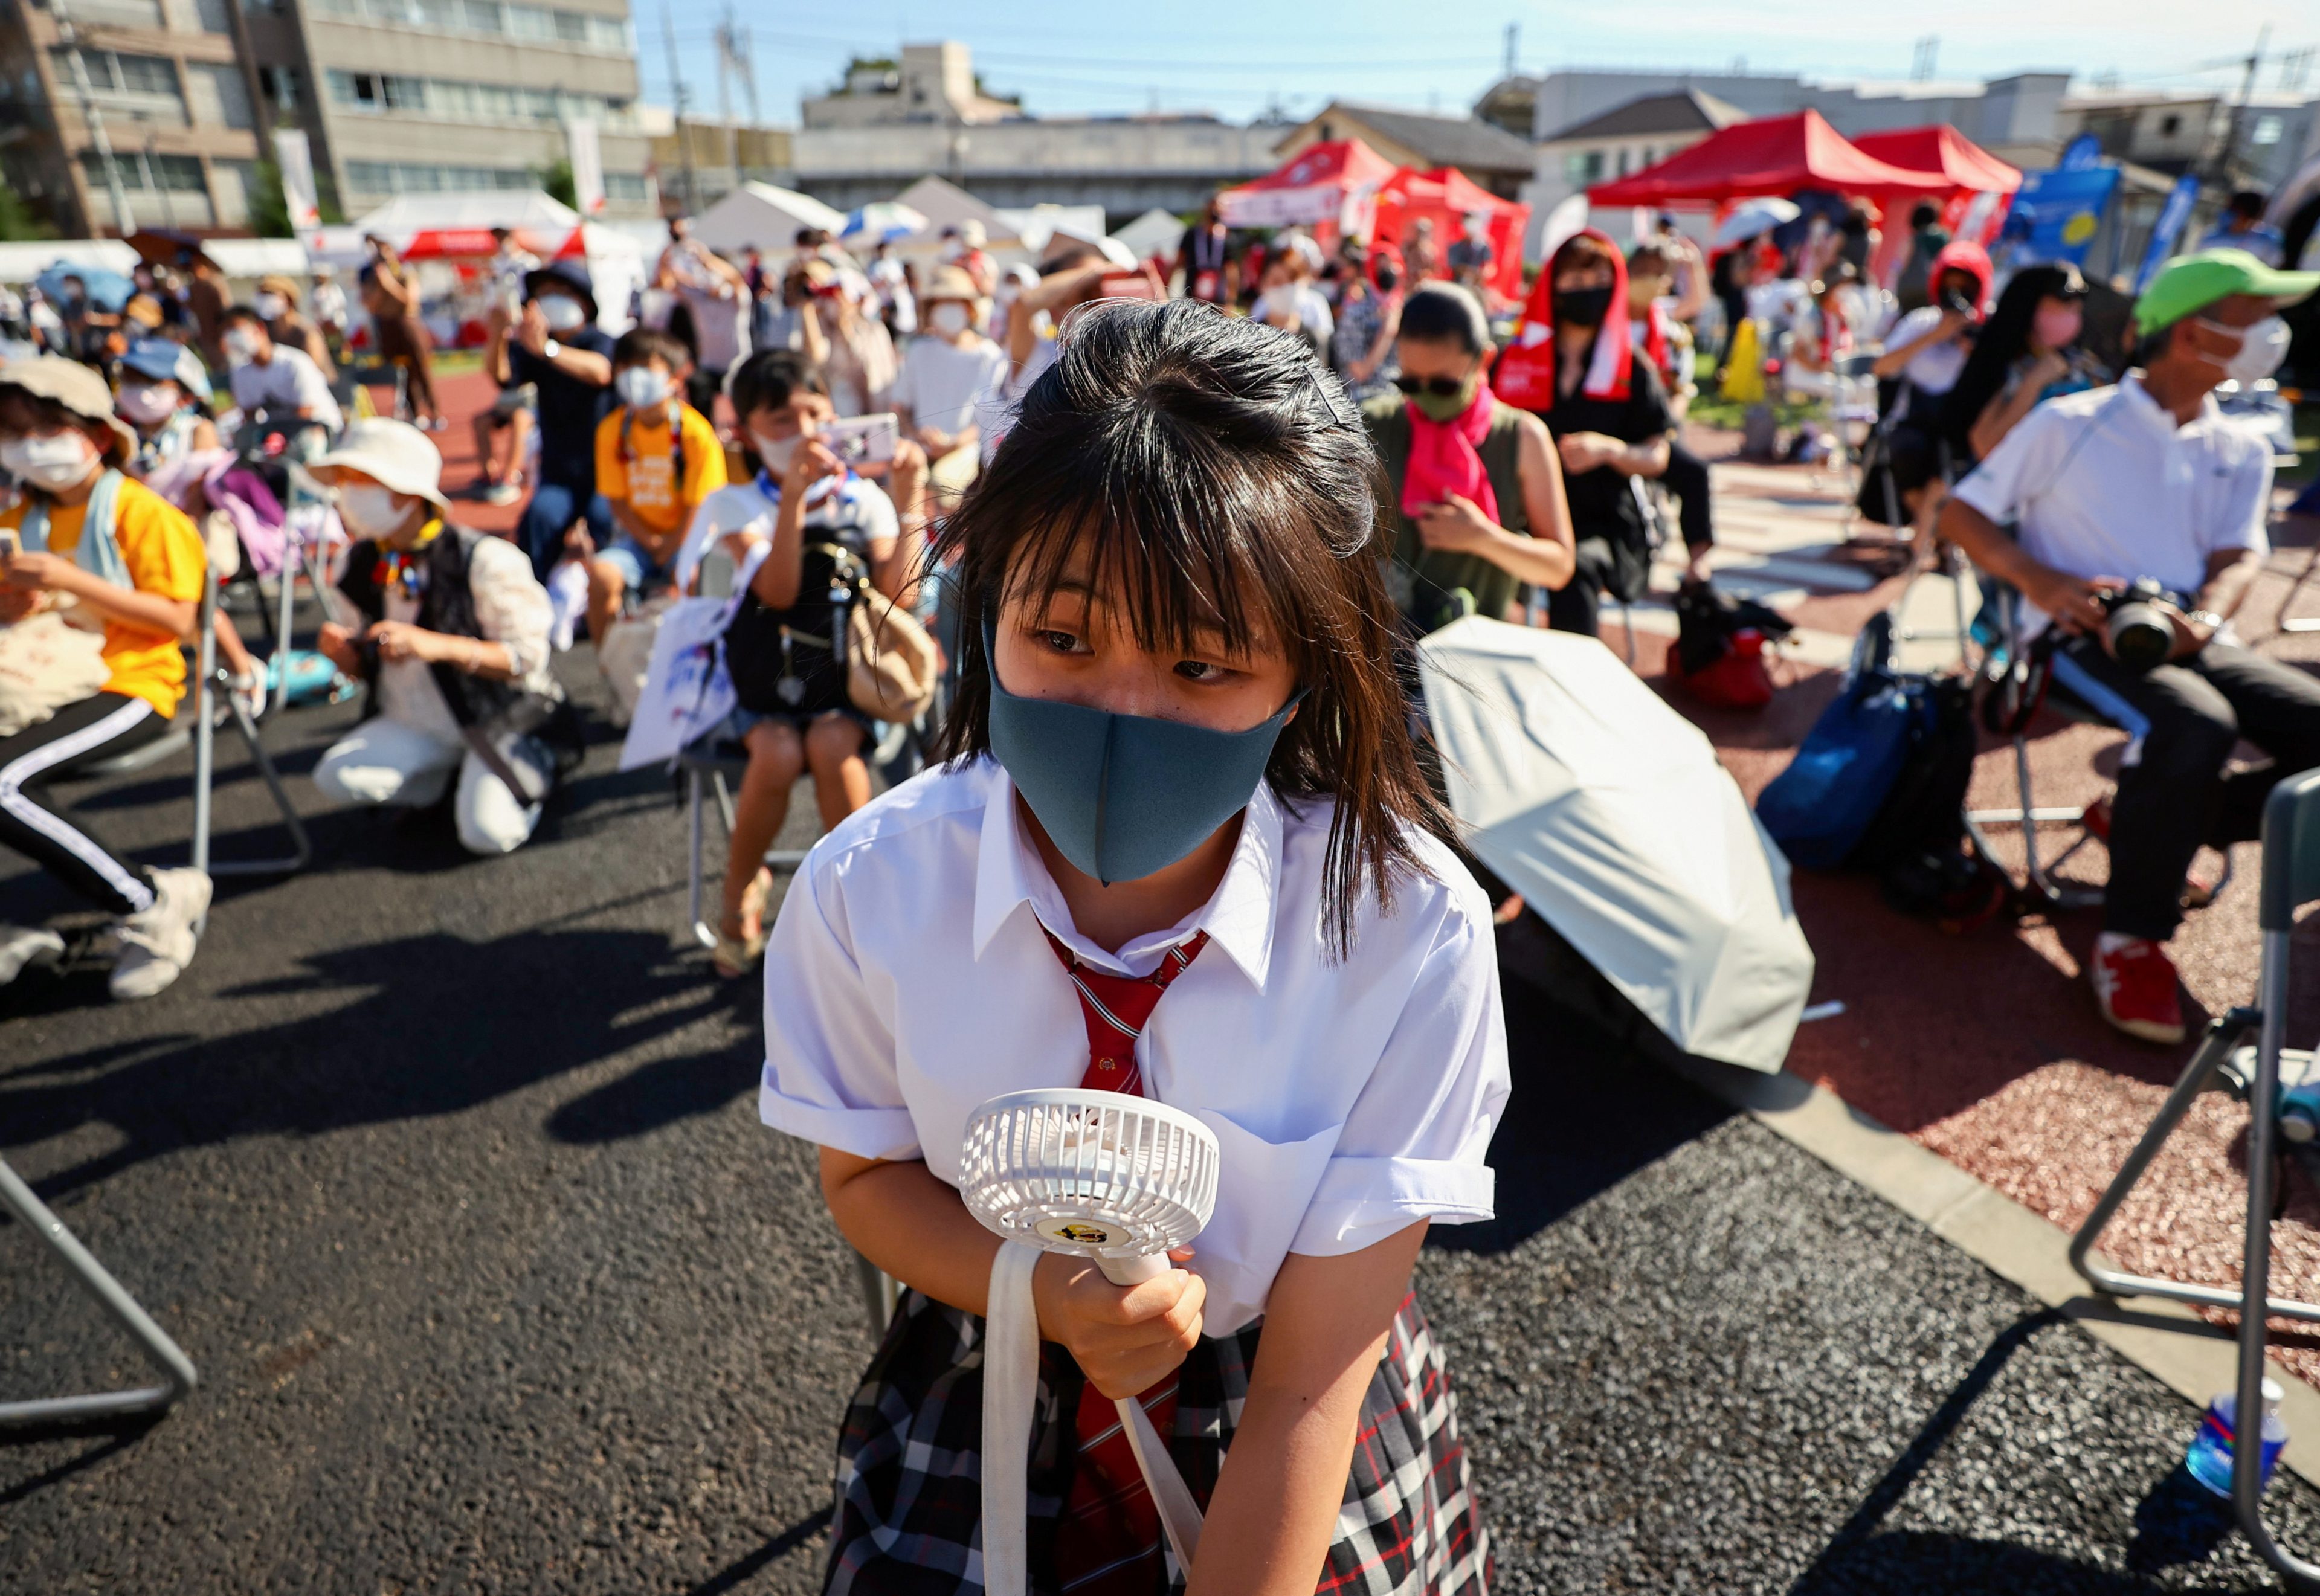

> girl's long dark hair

[
  {"left": 930, "top": 298, "right": 1455, "bottom": 954},
  {"left": 1943, "top": 263, "right": 2083, "bottom": 455}
]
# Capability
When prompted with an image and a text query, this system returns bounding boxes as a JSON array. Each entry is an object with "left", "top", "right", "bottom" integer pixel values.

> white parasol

[
  {"left": 1418, "top": 618, "right": 1812, "bottom": 1073},
  {"left": 1712, "top": 197, "right": 1802, "bottom": 250}
]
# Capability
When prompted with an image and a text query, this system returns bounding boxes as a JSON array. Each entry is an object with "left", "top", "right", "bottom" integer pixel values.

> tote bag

[{"left": 616, "top": 543, "right": 770, "bottom": 772}]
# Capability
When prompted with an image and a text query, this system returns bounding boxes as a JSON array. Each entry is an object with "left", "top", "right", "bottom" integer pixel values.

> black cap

[{"left": 522, "top": 258, "right": 597, "bottom": 321}]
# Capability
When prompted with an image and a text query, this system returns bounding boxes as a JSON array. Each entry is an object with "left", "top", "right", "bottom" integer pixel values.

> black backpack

[{"left": 1848, "top": 671, "right": 2011, "bottom": 929}]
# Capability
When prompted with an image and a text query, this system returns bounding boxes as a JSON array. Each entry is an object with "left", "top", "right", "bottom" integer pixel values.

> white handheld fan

[{"left": 959, "top": 1088, "right": 1220, "bottom": 1593}]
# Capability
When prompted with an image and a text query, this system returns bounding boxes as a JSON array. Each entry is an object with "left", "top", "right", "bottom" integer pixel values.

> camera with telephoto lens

[
  {"left": 2098, "top": 579, "right": 2178, "bottom": 673},
  {"left": 1939, "top": 286, "right": 1976, "bottom": 315}
]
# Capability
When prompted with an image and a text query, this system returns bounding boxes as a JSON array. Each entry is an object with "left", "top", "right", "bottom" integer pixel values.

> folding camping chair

[
  {"left": 678, "top": 741, "right": 808, "bottom": 950},
  {"left": 74, "top": 567, "right": 312, "bottom": 878},
  {"left": 2069, "top": 767, "right": 2320, "bottom": 1591},
  {"left": 1961, "top": 580, "right": 2136, "bottom": 912},
  {"left": 0, "top": 1157, "right": 198, "bottom": 1425}
]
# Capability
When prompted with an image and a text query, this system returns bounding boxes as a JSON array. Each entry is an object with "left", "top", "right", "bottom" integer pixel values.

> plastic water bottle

[{"left": 2185, "top": 1380, "right": 2288, "bottom": 1496}]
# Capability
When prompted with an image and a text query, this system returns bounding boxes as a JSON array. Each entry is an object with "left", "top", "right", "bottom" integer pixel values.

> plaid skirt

[{"left": 823, "top": 1287, "right": 1490, "bottom": 1594}]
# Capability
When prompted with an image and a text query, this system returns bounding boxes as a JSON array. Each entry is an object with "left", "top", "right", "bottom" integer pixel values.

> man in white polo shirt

[{"left": 1942, "top": 249, "right": 2320, "bottom": 1044}]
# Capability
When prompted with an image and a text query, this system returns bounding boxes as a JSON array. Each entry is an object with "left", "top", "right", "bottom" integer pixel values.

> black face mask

[
  {"left": 1374, "top": 266, "right": 1401, "bottom": 292},
  {"left": 1553, "top": 286, "right": 1613, "bottom": 328}
]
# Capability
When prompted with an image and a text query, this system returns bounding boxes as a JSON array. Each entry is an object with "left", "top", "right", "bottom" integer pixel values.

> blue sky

[{"left": 637, "top": 1, "right": 2318, "bottom": 126}]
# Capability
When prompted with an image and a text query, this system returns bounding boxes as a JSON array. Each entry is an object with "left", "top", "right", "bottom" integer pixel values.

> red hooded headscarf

[
  {"left": 1925, "top": 239, "right": 1994, "bottom": 316},
  {"left": 1493, "top": 228, "right": 1634, "bottom": 412}
]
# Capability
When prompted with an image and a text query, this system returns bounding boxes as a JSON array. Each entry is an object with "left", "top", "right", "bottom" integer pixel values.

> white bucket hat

[{"left": 309, "top": 417, "right": 448, "bottom": 510}]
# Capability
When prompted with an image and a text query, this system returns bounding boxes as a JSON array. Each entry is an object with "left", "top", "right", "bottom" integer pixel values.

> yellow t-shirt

[
  {"left": 2, "top": 475, "right": 204, "bottom": 717},
  {"left": 594, "top": 402, "right": 727, "bottom": 538}
]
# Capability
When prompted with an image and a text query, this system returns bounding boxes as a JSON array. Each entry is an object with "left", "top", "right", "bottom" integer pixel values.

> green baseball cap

[{"left": 2133, "top": 247, "right": 2319, "bottom": 336}]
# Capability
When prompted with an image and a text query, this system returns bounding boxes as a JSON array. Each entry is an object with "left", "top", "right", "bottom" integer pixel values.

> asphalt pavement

[{"left": 5, "top": 646, "right": 2320, "bottom": 1594}]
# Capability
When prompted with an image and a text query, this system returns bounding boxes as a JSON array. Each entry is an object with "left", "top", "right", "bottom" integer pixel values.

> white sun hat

[{"left": 309, "top": 417, "right": 448, "bottom": 510}]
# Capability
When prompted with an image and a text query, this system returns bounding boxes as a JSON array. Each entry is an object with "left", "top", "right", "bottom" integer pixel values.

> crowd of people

[{"left": 0, "top": 176, "right": 2314, "bottom": 1588}]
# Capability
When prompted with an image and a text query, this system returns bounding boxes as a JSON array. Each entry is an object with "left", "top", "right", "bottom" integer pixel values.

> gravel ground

[{"left": 4, "top": 651, "right": 2319, "bottom": 1592}]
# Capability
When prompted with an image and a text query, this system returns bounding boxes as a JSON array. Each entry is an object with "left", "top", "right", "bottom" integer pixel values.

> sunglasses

[{"left": 1394, "top": 375, "right": 1469, "bottom": 397}]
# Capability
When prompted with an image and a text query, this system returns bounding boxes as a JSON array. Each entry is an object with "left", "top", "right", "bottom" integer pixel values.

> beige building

[
  {"left": 1, "top": 0, "right": 271, "bottom": 234},
  {"left": 0, "top": 0, "right": 654, "bottom": 237}
]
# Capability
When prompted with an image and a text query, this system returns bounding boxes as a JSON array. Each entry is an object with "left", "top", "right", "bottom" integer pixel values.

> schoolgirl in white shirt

[{"left": 759, "top": 300, "right": 1507, "bottom": 1591}]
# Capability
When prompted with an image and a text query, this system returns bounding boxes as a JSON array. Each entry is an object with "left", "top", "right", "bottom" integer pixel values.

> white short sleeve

[
  {"left": 846, "top": 477, "right": 900, "bottom": 553},
  {"left": 759, "top": 846, "right": 922, "bottom": 1161},
  {"left": 2207, "top": 444, "right": 2275, "bottom": 559},
  {"left": 1288, "top": 887, "right": 1509, "bottom": 1257},
  {"left": 1950, "top": 402, "right": 2065, "bottom": 529},
  {"left": 890, "top": 348, "right": 920, "bottom": 413}
]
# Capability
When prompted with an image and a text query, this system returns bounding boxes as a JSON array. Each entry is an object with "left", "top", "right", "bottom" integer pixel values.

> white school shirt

[
  {"left": 1950, "top": 373, "right": 2272, "bottom": 638},
  {"left": 758, "top": 759, "right": 1509, "bottom": 1336},
  {"left": 228, "top": 346, "right": 343, "bottom": 434}
]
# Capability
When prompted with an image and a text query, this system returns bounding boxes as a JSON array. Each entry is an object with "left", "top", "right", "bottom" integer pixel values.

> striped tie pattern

[{"left": 1042, "top": 927, "right": 1209, "bottom": 1594}]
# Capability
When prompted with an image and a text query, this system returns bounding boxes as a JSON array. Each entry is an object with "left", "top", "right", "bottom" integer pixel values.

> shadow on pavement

[
  {"left": 0, "top": 925, "right": 728, "bottom": 1202},
  {"left": 1431, "top": 913, "right": 1735, "bottom": 1257},
  {"left": 686, "top": 1510, "right": 827, "bottom": 1594}
]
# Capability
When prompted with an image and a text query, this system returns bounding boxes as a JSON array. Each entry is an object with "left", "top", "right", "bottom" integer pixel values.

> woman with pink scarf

[{"left": 1358, "top": 282, "right": 1574, "bottom": 637}]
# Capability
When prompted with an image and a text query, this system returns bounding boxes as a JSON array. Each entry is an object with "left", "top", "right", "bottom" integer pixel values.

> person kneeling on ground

[
  {"left": 1360, "top": 280, "right": 1573, "bottom": 637},
  {"left": 587, "top": 328, "right": 726, "bottom": 651},
  {"left": 311, "top": 419, "right": 570, "bottom": 857},
  {"left": 1939, "top": 248, "right": 2320, "bottom": 1044},
  {"left": 0, "top": 356, "right": 211, "bottom": 1000},
  {"left": 674, "top": 347, "right": 924, "bottom": 977}
]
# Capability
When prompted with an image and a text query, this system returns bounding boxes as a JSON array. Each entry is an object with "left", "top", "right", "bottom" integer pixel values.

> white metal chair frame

[{"left": 2070, "top": 767, "right": 2320, "bottom": 1591}]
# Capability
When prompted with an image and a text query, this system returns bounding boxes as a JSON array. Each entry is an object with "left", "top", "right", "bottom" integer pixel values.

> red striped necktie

[{"left": 1043, "top": 927, "right": 1208, "bottom": 1594}]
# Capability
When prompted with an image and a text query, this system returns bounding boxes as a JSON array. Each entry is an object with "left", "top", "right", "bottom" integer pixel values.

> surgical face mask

[
  {"left": 222, "top": 328, "right": 259, "bottom": 365},
  {"left": 2203, "top": 314, "right": 2291, "bottom": 385},
  {"left": 1552, "top": 285, "right": 1614, "bottom": 328},
  {"left": 982, "top": 620, "right": 1303, "bottom": 886},
  {"left": 929, "top": 301, "right": 971, "bottom": 338},
  {"left": 615, "top": 367, "right": 671, "bottom": 409},
  {"left": 752, "top": 430, "right": 805, "bottom": 474},
  {"left": 2033, "top": 303, "right": 2083, "bottom": 352},
  {"left": 115, "top": 384, "right": 179, "bottom": 427},
  {"left": 939, "top": 241, "right": 964, "bottom": 263},
  {"left": 1, "top": 430, "right": 98, "bottom": 492},
  {"left": 335, "top": 483, "right": 408, "bottom": 538},
  {"left": 538, "top": 293, "right": 587, "bottom": 332},
  {"left": 253, "top": 291, "right": 287, "bottom": 320}
]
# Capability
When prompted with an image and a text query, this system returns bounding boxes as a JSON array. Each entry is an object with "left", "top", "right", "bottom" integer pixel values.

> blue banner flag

[
  {"left": 2133, "top": 175, "right": 2203, "bottom": 294},
  {"left": 2007, "top": 164, "right": 2122, "bottom": 267}
]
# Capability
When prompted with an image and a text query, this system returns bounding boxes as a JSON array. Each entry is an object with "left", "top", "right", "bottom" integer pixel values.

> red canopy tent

[
  {"left": 1852, "top": 125, "right": 2022, "bottom": 284},
  {"left": 1372, "top": 166, "right": 1529, "bottom": 301},
  {"left": 1215, "top": 138, "right": 1399, "bottom": 234},
  {"left": 1587, "top": 110, "right": 1953, "bottom": 205}
]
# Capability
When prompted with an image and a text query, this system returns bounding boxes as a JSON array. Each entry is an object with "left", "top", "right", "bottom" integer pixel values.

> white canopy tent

[
  {"left": 690, "top": 182, "right": 847, "bottom": 255},
  {"left": 1417, "top": 618, "right": 1814, "bottom": 1073},
  {"left": 1112, "top": 208, "right": 1188, "bottom": 263},
  {"left": 997, "top": 204, "right": 1112, "bottom": 262},
  {"left": 892, "top": 175, "right": 1018, "bottom": 248}
]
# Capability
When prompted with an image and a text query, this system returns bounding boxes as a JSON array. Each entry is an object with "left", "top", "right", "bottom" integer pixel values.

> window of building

[
  {"left": 52, "top": 47, "right": 179, "bottom": 98},
  {"left": 62, "top": 0, "right": 167, "bottom": 30},
  {"left": 2252, "top": 114, "right": 2284, "bottom": 147},
  {"left": 262, "top": 65, "right": 304, "bottom": 112},
  {"left": 603, "top": 170, "right": 647, "bottom": 202},
  {"left": 81, "top": 149, "right": 206, "bottom": 192},
  {"left": 327, "top": 66, "right": 632, "bottom": 126},
  {"left": 346, "top": 159, "right": 536, "bottom": 196},
  {"left": 308, "top": 0, "right": 626, "bottom": 52},
  {"left": 2159, "top": 113, "right": 2182, "bottom": 137}
]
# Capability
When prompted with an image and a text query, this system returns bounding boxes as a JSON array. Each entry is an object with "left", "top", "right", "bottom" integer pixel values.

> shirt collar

[
  {"left": 2121, "top": 371, "right": 2222, "bottom": 436},
  {"left": 970, "top": 762, "right": 1282, "bottom": 989}
]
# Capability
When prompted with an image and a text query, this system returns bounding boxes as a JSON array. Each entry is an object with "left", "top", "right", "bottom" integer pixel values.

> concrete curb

[{"left": 1674, "top": 1056, "right": 2320, "bottom": 1488}]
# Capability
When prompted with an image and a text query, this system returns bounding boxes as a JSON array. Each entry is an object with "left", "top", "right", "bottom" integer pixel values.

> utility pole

[
  {"left": 1911, "top": 37, "right": 1939, "bottom": 82},
  {"left": 2208, "top": 24, "right": 2270, "bottom": 193},
  {"left": 662, "top": 5, "right": 697, "bottom": 217},
  {"left": 51, "top": 0, "right": 137, "bottom": 236},
  {"left": 1503, "top": 22, "right": 1518, "bottom": 81}
]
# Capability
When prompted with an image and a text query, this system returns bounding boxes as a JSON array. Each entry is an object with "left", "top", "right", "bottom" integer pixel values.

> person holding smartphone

[{"left": 671, "top": 349, "right": 924, "bottom": 977}]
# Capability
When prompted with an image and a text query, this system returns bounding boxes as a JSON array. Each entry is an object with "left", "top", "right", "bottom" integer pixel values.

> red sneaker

[
  {"left": 2092, "top": 936, "right": 2186, "bottom": 1044},
  {"left": 2082, "top": 798, "right": 2218, "bottom": 909}
]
